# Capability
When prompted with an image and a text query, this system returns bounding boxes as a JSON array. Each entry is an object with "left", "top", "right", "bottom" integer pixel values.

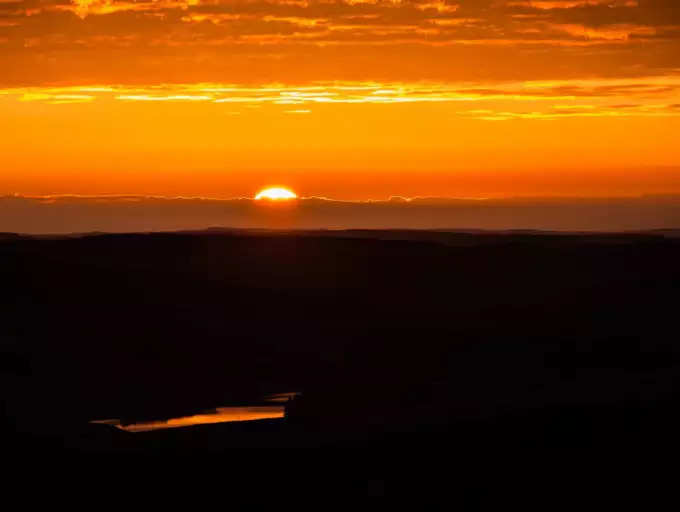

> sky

[{"left": 2, "top": 0, "right": 680, "bottom": 202}]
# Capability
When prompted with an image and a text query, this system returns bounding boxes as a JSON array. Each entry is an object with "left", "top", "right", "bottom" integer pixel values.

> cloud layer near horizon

[{"left": 3, "top": 194, "right": 680, "bottom": 233}]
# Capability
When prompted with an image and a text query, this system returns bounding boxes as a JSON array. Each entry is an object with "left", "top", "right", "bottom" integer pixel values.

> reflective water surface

[{"left": 91, "top": 393, "right": 299, "bottom": 433}]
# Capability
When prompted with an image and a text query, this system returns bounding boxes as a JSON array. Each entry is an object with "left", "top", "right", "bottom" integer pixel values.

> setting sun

[{"left": 255, "top": 187, "right": 298, "bottom": 200}]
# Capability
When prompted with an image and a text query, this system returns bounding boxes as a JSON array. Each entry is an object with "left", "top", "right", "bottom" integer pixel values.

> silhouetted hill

[{"left": 2, "top": 229, "right": 680, "bottom": 484}]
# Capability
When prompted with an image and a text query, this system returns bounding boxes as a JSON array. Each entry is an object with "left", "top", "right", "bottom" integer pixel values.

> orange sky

[{"left": 2, "top": 0, "right": 680, "bottom": 199}]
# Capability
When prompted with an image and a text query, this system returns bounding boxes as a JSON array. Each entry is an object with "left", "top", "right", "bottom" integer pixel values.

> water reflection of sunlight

[
  {"left": 90, "top": 393, "right": 299, "bottom": 433},
  {"left": 265, "top": 392, "right": 299, "bottom": 403}
]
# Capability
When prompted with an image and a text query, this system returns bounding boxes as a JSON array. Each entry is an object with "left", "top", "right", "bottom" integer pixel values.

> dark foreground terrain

[{"left": 2, "top": 228, "right": 680, "bottom": 498}]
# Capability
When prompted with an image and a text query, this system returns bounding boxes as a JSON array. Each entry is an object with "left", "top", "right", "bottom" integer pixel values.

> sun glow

[{"left": 255, "top": 187, "right": 298, "bottom": 200}]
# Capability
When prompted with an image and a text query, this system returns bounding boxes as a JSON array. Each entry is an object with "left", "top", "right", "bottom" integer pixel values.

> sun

[{"left": 255, "top": 187, "right": 298, "bottom": 200}]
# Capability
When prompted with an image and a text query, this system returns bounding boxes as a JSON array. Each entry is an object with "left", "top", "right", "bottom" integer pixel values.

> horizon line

[{"left": 5, "top": 193, "right": 680, "bottom": 203}]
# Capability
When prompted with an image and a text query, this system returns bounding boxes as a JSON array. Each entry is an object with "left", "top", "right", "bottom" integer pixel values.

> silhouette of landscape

[
  {"left": 0, "top": 229, "right": 680, "bottom": 503},
  {"left": 2, "top": 228, "right": 680, "bottom": 499}
]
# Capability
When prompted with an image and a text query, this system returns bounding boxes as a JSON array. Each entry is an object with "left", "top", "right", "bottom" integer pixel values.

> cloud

[
  {"left": 2, "top": 0, "right": 680, "bottom": 85},
  {"left": 2, "top": 78, "right": 680, "bottom": 119},
  {"left": 18, "top": 91, "right": 95, "bottom": 103},
  {"left": 3, "top": 194, "right": 680, "bottom": 233}
]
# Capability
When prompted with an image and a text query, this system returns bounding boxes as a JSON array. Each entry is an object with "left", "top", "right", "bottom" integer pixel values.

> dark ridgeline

[{"left": 1, "top": 229, "right": 679, "bottom": 497}]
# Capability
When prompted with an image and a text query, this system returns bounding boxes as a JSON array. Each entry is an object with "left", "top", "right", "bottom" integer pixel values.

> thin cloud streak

[{"left": 3, "top": 78, "right": 680, "bottom": 119}]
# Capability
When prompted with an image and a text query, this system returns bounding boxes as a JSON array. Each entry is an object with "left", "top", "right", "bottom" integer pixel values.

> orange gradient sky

[{"left": 2, "top": 0, "right": 680, "bottom": 199}]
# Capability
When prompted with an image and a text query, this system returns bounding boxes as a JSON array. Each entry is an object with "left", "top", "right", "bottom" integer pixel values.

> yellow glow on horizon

[{"left": 255, "top": 187, "right": 298, "bottom": 200}]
